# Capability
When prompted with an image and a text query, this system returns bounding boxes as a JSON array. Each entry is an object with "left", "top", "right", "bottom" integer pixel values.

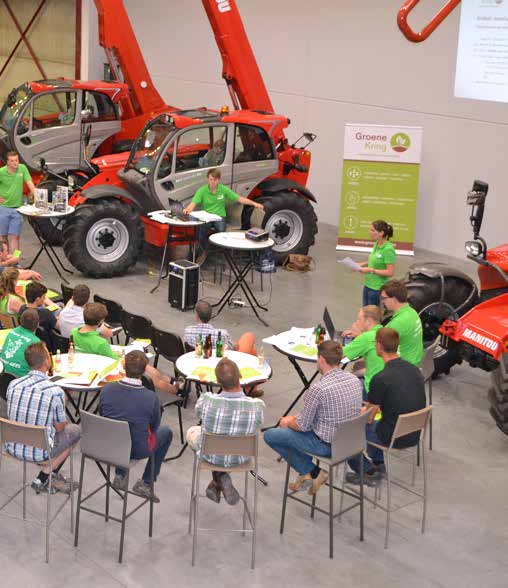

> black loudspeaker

[{"left": 168, "top": 260, "right": 200, "bottom": 310}]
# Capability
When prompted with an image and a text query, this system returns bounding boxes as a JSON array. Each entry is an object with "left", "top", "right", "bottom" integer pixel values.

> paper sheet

[{"left": 337, "top": 256, "right": 362, "bottom": 271}]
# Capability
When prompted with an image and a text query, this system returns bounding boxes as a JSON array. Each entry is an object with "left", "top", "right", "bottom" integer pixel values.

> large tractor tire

[
  {"left": 62, "top": 199, "right": 144, "bottom": 278},
  {"left": 261, "top": 191, "right": 318, "bottom": 265},
  {"left": 32, "top": 179, "right": 66, "bottom": 245},
  {"left": 488, "top": 353, "right": 508, "bottom": 434}
]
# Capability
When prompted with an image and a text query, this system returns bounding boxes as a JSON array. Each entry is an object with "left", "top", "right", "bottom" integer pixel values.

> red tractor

[{"left": 0, "top": 0, "right": 318, "bottom": 274}]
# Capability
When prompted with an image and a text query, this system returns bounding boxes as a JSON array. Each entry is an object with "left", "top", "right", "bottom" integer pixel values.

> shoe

[
  {"left": 175, "top": 376, "right": 187, "bottom": 392},
  {"left": 31, "top": 478, "right": 58, "bottom": 495},
  {"left": 205, "top": 480, "right": 221, "bottom": 503},
  {"left": 247, "top": 387, "right": 264, "bottom": 398},
  {"left": 112, "top": 474, "right": 128, "bottom": 492},
  {"left": 196, "top": 251, "right": 208, "bottom": 265},
  {"left": 288, "top": 473, "right": 312, "bottom": 492},
  {"left": 308, "top": 469, "right": 329, "bottom": 495},
  {"left": 218, "top": 473, "right": 240, "bottom": 506},
  {"left": 345, "top": 470, "right": 383, "bottom": 487},
  {"left": 50, "top": 475, "right": 79, "bottom": 494},
  {"left": 132, "top": 479, "right": 160, "bottom": 503}
]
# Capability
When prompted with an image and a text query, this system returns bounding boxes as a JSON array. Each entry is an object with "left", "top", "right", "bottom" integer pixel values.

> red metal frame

[{"left": 398, "top": 0, "right": 461, "bottom": 42}]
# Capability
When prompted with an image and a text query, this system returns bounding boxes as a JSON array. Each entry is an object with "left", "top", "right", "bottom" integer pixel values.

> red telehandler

[{"left": 0, "top": 0, "right": 318, "bottom": 275}]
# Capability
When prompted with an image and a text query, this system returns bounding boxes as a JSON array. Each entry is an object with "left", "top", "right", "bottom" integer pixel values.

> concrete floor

[{"left": 1, "top": 221, "right": 507, "bottom": 588}]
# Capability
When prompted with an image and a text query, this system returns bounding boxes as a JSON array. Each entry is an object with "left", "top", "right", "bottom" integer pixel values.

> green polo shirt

[
  {"left": 343, "top": 324, "right": 384, "bottom": 393},
  {"left": 192, "top": 183, "right": 240, "bottom": 218},
  {"left": 71, "top": 327, "right": 118, "bottom": 359},
  {"left": 386, "top": 304, "right": 423, "bottom": 366},
  {"left": 364, "top": 240, "right": 396, "bottom": 291},
  {"left": 0, "top": 164, "right": 31, "bottom": 208},
  {"left": 0, "top": 326, "right": 40, "bottom": 377}
]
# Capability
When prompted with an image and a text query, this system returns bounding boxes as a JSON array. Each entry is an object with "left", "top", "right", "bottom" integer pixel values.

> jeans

[
  {"left": 263, "top": 427, "right": 331, "bottom": 475},
  {"left": 116, "top": 426, "right": 172, "bottom": 484},
  {"left": 198, "top": 218, "right": 227, "bottom": 250},
  {"left": 362, "top": 286, "right": 381, "bottom": 307},
  {"left": 347, "top": 421, "right": 384, "bottom": 474}
]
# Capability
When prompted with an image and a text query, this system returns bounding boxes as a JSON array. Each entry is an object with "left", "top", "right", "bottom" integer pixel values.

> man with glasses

[{"left": 380, "top": 279, "right": 423, "bottom": 366}]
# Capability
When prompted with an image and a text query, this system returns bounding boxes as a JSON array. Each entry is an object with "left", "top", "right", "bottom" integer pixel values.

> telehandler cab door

[{"left": 151, "top": 123, "right": 234, "bottom": 206}]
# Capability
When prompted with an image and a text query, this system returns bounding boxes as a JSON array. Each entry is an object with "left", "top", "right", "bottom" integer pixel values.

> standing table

[
  {"left": 17, "top": 205, "right": 75, "bottom": 284},
  {"left": 147, "top": 210, "right": 204, "bottom": 293},
  {"left": 208, "top": 231, "right": 274, "bottom": 326}
]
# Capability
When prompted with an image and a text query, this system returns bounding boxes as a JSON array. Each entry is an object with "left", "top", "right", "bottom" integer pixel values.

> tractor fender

[
  {"left": 256, "top": 178, "right": 316, "bottom": 203},
  {"left": 407, "top": 261, "right": 476, "bottom": 286},
  {"left": 79, "top": 185, "right": 144, "bottom": 212}
]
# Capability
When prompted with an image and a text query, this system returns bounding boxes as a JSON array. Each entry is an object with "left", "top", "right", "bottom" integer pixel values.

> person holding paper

[
  {"left": 357, "top": 220, "right": 396, "bottom": 306},
  {"left": 183, "top": 168, "right": 264, "bottom": 261}
]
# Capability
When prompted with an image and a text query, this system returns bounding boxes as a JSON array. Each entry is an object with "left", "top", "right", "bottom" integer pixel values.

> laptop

[{"left": 323, "top": 307, "right": 354, "bottom": 346}]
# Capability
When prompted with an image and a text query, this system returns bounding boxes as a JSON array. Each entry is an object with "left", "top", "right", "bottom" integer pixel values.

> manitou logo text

[
  {"left": 462, "top": 328, "right": 499, "bottom": 352},
  {"left": 216, "top": 0, "right": 231, "bottom": 13}
]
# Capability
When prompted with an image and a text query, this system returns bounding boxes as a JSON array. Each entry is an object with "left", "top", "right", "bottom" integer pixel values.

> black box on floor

[{"left": 168, "top": 260, "right": 200, "bottom": 311}]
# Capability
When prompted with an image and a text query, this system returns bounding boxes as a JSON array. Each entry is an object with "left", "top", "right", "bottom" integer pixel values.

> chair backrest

[
  {"left": 151, "top": 326, "right": 185, "bottom": 364},
  {"left": 93, "top": 294, "right": 124, "bottom": 325},
  {"left": 120, "top": 310, "right": 152, "bottom": 340},
  {"left": 200, "top": 432, "right": 258, "bottom": 459},
  {"left": 51, "top": 329, "right": 70, "bottom": 353},
  {"left": 391, "top": 406, "right": 433, "bottom": 443},
  {"left": 0, "top": 372, "right": 17, "bottom": 401},
  {"left": 331, "top": 408, "right": 373, "bottom": 463},
  {"left": 60, "top": 283, "right": 74, "bottom": 305},
  {"left": 80, "top": 410, "right": 132, "bottom": 469},
  {"left": 420, "top": 337, "right": 440, "bottom": 382},
  {"left": 0, "top": 417, "right": 49, "bottom": 452},
  {"left": 184, "top": 341, "right": 194, "bottom": 354},
  {"left": 36, "top": 325, "right": 56, "bottom": 354}
]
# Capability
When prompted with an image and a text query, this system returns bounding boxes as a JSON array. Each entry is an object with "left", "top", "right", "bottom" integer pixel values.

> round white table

[
  {"left": 17, "top": 205, "right": 75, "bottom": 283},
  {"left": 208, "top": 231, "right": 274, "bottom": 326},
  {"left": 176, "top": 349, "right": 271, "bottom": 387}
]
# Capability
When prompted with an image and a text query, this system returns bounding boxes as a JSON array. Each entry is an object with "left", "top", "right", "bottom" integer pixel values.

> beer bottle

[
  {"left": 204, "top": 334, "right": 212, "bottom": 359},
  {"left": 68, "top": 341, "right": 75, "bottom": 369},
  {"left": 195, "top": 334, "right": 203, "bottom": 358},
  {"left": 314, "top": 324, "right": 321, "bottom": 345},
  {"left": 318, "top": 324, "right": 325, "bottom": 344},
  {"left": 216, "top": 331, "right": 223, "bottom": 358}
]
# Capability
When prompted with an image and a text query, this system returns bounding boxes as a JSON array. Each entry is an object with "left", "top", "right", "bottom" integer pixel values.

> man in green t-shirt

[
  {"left": 70, "top": 302, "right": 119, "bottom": 360},
  {"left": 380, "top": 279, "right": 423, "bottom": 366},
  {"left": 183, "top": 168, "right": 264, "bottom": 257},
  {"left": 0, "top": 151, "right": 36, "bottom": 253},
  {"left": 343, "top": 305, "right": 385, "bottom": 397},
  {"left": 0, "top": 308, "right": 40, "bottom": 377}
]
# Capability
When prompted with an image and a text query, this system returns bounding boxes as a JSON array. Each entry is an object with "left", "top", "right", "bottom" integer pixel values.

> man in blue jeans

[
  {"left": 100, "top": 350, "right": 174, "bottom": 502},
  {"left": 264, "top": 341, "right": 362, "bottom": 495}
]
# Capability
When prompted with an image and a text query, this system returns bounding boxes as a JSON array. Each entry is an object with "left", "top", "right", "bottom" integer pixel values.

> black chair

[
  {"left": 0, "top": 372, "right": 17, "bottom": 401},
  {"left": 36, "top": 325, "right": 56, "bottom": 354},
  {"left": 51, "top": 329, "right": 70, "bottom": 354},
  {"left": 94, "top": 294, "right": 124, "bottom": 343},
  {"left": 60, "top": 282, "right": 74, "bottom": 305},
  {"left": 120, "top": 310, "right": 153, "bottom": 345}
]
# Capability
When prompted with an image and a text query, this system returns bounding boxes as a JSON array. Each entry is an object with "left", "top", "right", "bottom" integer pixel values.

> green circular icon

[{"left": 390, "top": 133, "right": 411, "bottom": 153}]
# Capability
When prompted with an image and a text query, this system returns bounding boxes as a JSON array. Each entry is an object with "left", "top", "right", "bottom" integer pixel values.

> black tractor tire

[
  {"left": 489, "top": 353, "right": 508, "bottom": 434},
  {"left": 62, "top": 199, "right": 144, "bottom": 278},
  {"left": 261, "top": 191, "right": 318, "bottom": 265},
  {"left": 32, "top": 179, "right": 67, "bottom": 245}
]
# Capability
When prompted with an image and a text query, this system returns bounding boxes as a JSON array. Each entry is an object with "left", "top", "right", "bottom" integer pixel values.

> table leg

[
  {"left": 150, "top": 240, "right": 171, "bottom": 294},
  {"left": 27, "top": 218, "right": 73, "bottom": 283}
]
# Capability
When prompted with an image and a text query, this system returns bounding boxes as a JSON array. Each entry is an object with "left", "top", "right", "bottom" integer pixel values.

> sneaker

[
  {"left": 50, "top": 476, "right": 79, "bottom": 494},
  {"left": 218, "top": 473, "right": 240, "bottom": 506},
  {"left": 345, "top": 470, "right": 383, "bottom": 487},
  {"left": 112, "top": 474, "right": 128, "bottom": 492},
  {"left": 132, "top": 479, "right": 160, "bottom": 503},
  {"left": 308, "top": 470, "right": 329, "bottom": 495},
  {"left": 288, "top": 473, "right": 312, "bottom": 492},
  {"left": 247, "top": 387, "right": 264, "bottom": 398},
  {"left": 205, "top": 480, "right": 221, "bottom": 503},
  {"left": 31, "top": 478, "right": 58, "bottom": 495}
]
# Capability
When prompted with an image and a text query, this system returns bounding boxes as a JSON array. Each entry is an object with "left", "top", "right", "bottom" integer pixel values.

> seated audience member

[
  {"left": 0, "top": 267, "right": 24, "bottom": 315},
  {"left": 100, "top": 351, "right": 173, "bottom": 501},
  {"left": 342, "top": 305, "right": 384, "bottom": 398},
  {"left": 58, "top": 284, "right": 113, "bottom": 340},
  {"left": 264, "top": 341, "right": 362, "bottom": 495},
  {"left": 1, "top": 308, "right": 40, "bottom": 377},
  {"left": 71, "top": 302, "right": 118, "bottom": 359},
  {"left": 6, "top": 342, "right": 81, "bottom": 494},
  {"left": 380, "top": 279, "right": 423, "bottom": 366},
  {"left": 0, "top": 240, "right": 42, "bottom": 280},
  {"left": 186, "top": 358, "right": 264, "bottom": 504},
  {"left": 199, "top": 139, "right": 226, "bottom": 168},
  {"left": 19, "top": 281, "right": 58, "bottom": 333},
  {"left": 346, "top": 328, "right": 426, "bottom": 485}
]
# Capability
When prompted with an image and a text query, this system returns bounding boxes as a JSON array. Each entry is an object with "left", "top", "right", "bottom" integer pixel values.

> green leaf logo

[{"left": 390, "top": 133, "right": 411, "bottom": 153}]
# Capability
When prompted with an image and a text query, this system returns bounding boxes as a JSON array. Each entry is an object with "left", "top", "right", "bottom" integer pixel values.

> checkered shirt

[
  {"left": 5, "top": 371, "right": 67, "bottom": 462},
  {"left": 296, "top": 367, "right": 362, "bottom": 443},
  {"left": 184, "top": 323, "right": 234, "bottom": 350},
  {"left": 195, "top": 391, "right": 265, "bottom": 467}
]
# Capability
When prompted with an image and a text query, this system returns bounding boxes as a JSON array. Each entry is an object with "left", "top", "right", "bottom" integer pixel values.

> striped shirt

[
  {"left": 296, "top": 367, "right": 362, "bottom": 443},
  {"left": 184, "top": 323, "right": 234, "bottom": 350},
  {"left": 6, "top": 371, "right": 67, "bottom": 462},
  {"left": 196, "top": 391, "right": 264, "bottom": 467}
]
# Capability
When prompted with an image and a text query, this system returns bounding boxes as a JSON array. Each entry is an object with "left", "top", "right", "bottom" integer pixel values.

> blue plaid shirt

[{"left": 6, "top": 371, "right": 67, "bottom": 462}]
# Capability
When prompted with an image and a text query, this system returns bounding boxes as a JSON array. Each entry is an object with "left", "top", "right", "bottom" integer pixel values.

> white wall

[{"left": 82, "top": 0, "right": 508, "bottom": 259}]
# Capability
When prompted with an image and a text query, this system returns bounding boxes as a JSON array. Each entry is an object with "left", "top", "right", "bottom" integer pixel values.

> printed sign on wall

[{"left": 337, "top": 124, "right": 423, "bottom": 255}]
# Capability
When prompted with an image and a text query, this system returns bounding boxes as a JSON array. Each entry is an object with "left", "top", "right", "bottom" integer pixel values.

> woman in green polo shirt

[{"left": 358, "top": 220, "right": 396, "bottom": 306}]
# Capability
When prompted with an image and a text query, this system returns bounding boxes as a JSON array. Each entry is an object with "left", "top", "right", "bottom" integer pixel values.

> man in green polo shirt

[
  {"left": 380, "top": 279, "right": 423, "bottom": 366},
  {"left": 70, "top": 302, "right": 119, "bottom": 360},
  {"left": 343, "top": 305, "right": 384, "bottom": 397},
  {"left": 183, "top": 168, "right": 264, "bottom": 258},
  {"left": 0, "top": 151, "right": 36, "bottom": 253},
  {"left": 0, "top": 308, "right": 40, "bottom": 377}
]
